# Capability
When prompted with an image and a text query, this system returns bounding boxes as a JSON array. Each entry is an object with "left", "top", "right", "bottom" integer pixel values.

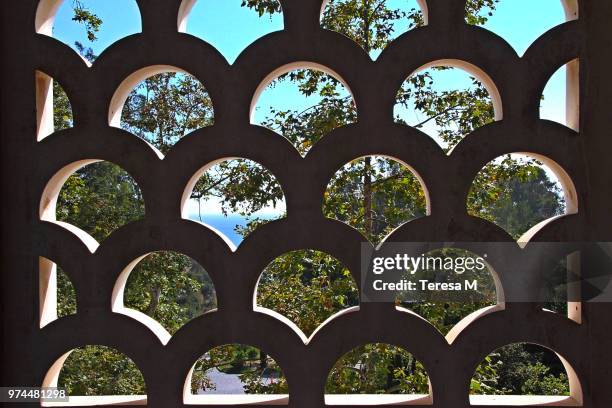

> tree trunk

[{"left": 146, "top": 286, "right": 161, "bottom": 317}]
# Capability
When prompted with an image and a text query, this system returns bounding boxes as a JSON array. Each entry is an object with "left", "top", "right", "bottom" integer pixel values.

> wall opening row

[
  {"left": 42, "top": 342, "right": 580, "bottom": 406},
  {"left": 38, "top": 1, "right": 578, "bottom": 60}
]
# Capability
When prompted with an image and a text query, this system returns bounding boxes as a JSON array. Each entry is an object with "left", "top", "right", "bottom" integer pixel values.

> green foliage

[
  {"left": 57, "top": 268, "right": 77, "bottom": 317},
  {"left": 258, "top": 70, "right": 356, "bottom": 156},
  {"left": 395, "top": 68, "right": 495, "bottom": 150},
  {"left": 326, "top": 344, "right": 428, "bottom": 394},
  {"left": 324, "top": 156, "right": 426, "bottom": 244},
  {"left": 468, "top": 159, "right": 564, "bottom": 239},
  {"left": 257, "top": 250, "right": 358, "bottom": 337},
  {"left": 54, "top": 0, "right": 570, "bottom": 398},
  {"left": 473, "top": 344, "right": 569, "bottom": 396},
  {"left": 71, "top": 1, "right": 102, "bottom": 41},
  {"left": 53, "top": 82, "right": 73, "bottom": 131},
  {"left": 241, "top": 0, "right": 282, "bottom": 17},
  {"left": 487, "top": 167, "right": 564, "bottom": 238},
  {"left": 400, "top": 248, "right": 497, "bottom": 335},
  {"left": 121, "top": 73, "right": 214, "bottom": 155},
  {"left": 465, "top": 0, "right": 500, "bottom": 26},
  {"left": 124, "top": 252, "right": 216, "bottom": 334},
  {"left": 58, "top": 346, "right": 145, "bottom": 395},
  {"left": 321, "top": 0, "right": 414, "bottom": 54},
  {"left": 56, "top": 161, "right": 144, "bottom": 242},
  {"left": 192, "top": 160, "right": 284, "bottom": 219}
]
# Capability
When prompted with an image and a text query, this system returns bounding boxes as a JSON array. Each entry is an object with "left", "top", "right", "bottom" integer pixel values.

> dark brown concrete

[{"left": 2, "top": 0, "right": 611, "bottom": 407}]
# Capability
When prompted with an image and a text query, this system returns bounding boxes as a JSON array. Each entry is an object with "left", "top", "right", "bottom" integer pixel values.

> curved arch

[
  {"left": 178, "top": 0, "right": 283, "bottom": 64},
  {"left": 391, "top": 246, "right": 505, "bottom": 340},
  {"left": 469, "top": 342, "right": 583, "bottom": 406},
  {"left": 108, "top": 64, "right": 211, "bottom": 139},
  {"left": 42, "top": 345, "right": 147, "bottom": 405},
  {"left": 249, "top": 61, "right": 356, "bottom": 123},
  {"left": 111, "top": 254, "right": 172, "bottom": 345},
  {"left": 177, "top": 0, "right": 197, "bottom": 33},
  {"left": 467, "top": 152, "right": 577, "bottom": 245},
  {"left": 40, "top": 159, "right": 102, "bottom": 252},
  {"left": 35, "top": 0, "right": 64, "bottom": 36},
  {"left": 562, "top": 0, "right": 579, "bottom": 21},
  {"left": 253, "top": 249, "right": 359, "bottom": 344},
  {"left": 40, "top": 257, "right": 60, "bottom": 328},
  {"left": 319, "top": 0, "right": 430, "bottom": 50},
  {"left": 513, "top": 153, "right": 578, "bottom": 243},
  {"left": 180, "top": 157, "right": 287, "bottom": 250},
  {"left": 183, "top": 343, "right": 289, "bottom": 405},
  {"left": 35, "top": 71, "right": 56, "bottom": 141},
  {"left": 410, "top": 59, "right": 503, "bottom": 121},
  {"left": 111, "top": 252, "right": 217, "bottom": 348},
  {"left": 40, "top": 159, "right": 145, "bottom": 250},
  {"left": 324, "top": 342, "right": 432, "bottom": 404},
  {"left": 323, "top": 154, "right": 430, "bottom": 245},
  {"left": 36, "top": 0, "right": 141, "bottom": 56}
]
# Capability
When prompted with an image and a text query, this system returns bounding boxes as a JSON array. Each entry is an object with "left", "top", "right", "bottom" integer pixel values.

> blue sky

[{"left": 51, "top": 0, "right": 569, "bottom": 244}]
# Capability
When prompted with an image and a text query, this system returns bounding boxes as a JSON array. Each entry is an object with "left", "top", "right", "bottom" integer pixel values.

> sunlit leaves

[
  {"left": 472, "top": 344, "right": 569, "bottom": 396},
  {"left": 71, "top": 0, "right": 102, "bottom": 41},
  {"left": 324, "top": 157, "right": 426, "bottom": 244},
  {"left": 192, "top": 160, "right": 284, "bottom": 217},
  {"left": 121, "top": 73, "right": 213, "bottom": 155},
  {"left": 326, "top": 344, "right": 429, "bottom": 394},
  {"left": 466, "top": 0, "right": 500, "bottom": 26},
  {"left": 257, "top": 250, "right": 358, "bottom": 337},
  {"left": 258, "top": 70, "right": 356, "bottom": 156},
  {"left": 58, "top": 346, "right": 145, "bottom": 396},
  {"left": 56, "top": 162, "right": 144, "bottom": 242},
  {"left": 124, "top": 252, "right": 216, "bottom": 335}
]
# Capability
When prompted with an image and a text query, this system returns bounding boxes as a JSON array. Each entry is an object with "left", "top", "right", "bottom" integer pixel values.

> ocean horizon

[{"left": 187, "top": 213, "right": 278, "bottom": 246}]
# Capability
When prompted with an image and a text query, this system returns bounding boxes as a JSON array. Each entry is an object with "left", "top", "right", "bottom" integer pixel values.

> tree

[
  {"left": 257, "top": 250, "right": 359, "bottom": 337},
  {"left": 54, "top": 30, "right": 215, "bottom": 396},
  {"left": 326, "top": 343, "right": 429, "bottom": 394},
  {"left": 121, "top": 73, "right": 213, "bottom": 155},
  {"left": 55, "top": 0, "right": 569, "bottom": 396},
  {"left": 474, "top": 344, "right": 569, "bottom": 396}
]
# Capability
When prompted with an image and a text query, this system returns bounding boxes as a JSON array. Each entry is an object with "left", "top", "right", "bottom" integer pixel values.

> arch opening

[
  {"left": 36, "top": 0, "right": 141, "bottom": 54},
  {"left": 469, "top": 343, "right": 581, "bottom": 406},
  {"left": 111, "top": 66, "right": 214, "bottom": 155},
  {"left": 184, "top": 344, "right": 288, "bottom": 405},
  {"left": 180, "top": 0, "right": 283, "bottom": 64},
  {"left": 250, "top": 64, "right": 356, "bottom": 156},
  {"left": 320, "top": 0, "right": 427, "bottom": 60},
  {"left": 465, "top": 0, "right": 569, "bottom": 56},
  {"left": 541, "top": 251, "right": 581, "bottom": 323},
  {"left": 324, "top": 343, "right": 432, "bottom": 405},
  {"left": 394, "top": 62, "right": 499, "bottom": 152},
  {"left": 389, "top": 247, "right": 502, "bottom": 340},
  {"left": 468, "top": 154, "right": 580, "bottom": 323},
  {"left": 182, "top": 158, "right": 286, "bottom": 250},
  {"left": 468, "top": 153, "right": 575, "bottom": 242},
  {"left": 42, "top": 160, "right": 145, "bottom": 248},
  {"left": 43, "top": 345, "right": 146, "bottom": 405},
  {"left": 323, "top": 155, "right": 428, "bottom": 245},
  {"left": 112, "top": 251, "right": 217, "bottom": 345},
  {"left": 254, "top": 250, "right": 359, "bottom": 344}
]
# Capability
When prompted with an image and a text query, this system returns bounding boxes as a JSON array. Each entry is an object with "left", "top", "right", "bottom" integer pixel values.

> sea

[{"left": 187, "top": 214, "right": 276, "bottom": 247}]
